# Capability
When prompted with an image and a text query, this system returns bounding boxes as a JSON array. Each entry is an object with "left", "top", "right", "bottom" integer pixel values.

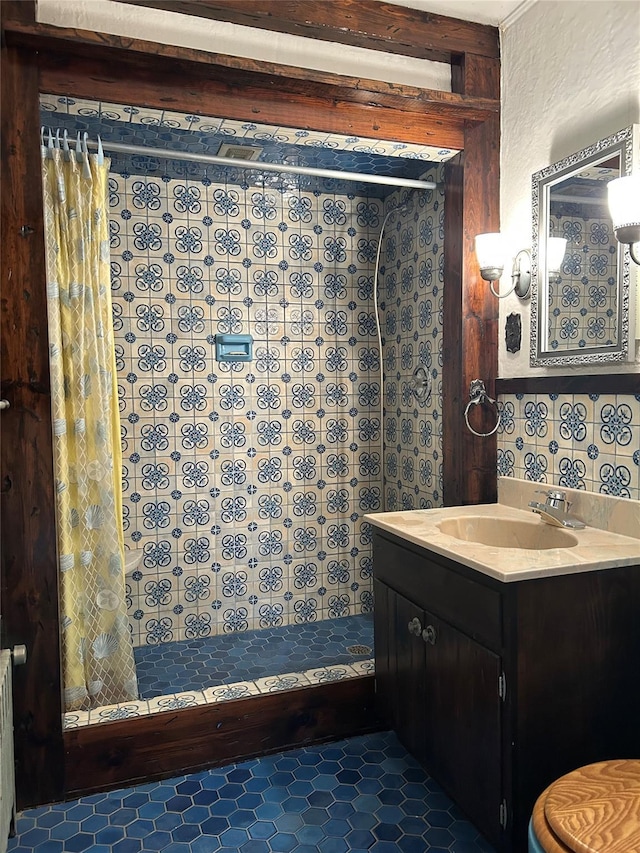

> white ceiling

[{"left": 391, "top": 0, "right": 529, "bottom": 26}]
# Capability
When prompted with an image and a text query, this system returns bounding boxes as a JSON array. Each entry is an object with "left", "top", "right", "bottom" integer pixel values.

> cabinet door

[
  {"left": 423, "top": 609, "right": 503, "bottom": 846},
  {"left": 392, "top": 591, "right": 428, "bottom": 762},
  {"left": 373, "top": 579, "right": 394, "bottom": 725},
  {"left": 374, "top": 585, "right": 427, "bottom": 760}
]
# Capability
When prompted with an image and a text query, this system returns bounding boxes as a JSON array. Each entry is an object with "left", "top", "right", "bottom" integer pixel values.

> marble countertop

[{"left": 364, "top": 503, "right": 640, "bottom": 583}]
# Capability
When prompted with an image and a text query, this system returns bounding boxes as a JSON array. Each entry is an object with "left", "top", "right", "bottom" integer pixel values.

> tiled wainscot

[{"left": 497, "top": 392, "right": 640, "bottom": 498}]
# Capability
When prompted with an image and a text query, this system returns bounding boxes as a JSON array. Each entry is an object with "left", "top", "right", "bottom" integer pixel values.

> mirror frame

[{"left": 530, "top": 125, "right": 637, "bottom": 367}]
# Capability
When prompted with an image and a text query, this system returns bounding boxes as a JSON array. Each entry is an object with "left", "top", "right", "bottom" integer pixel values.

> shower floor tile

[
  {"left": 134, "top": 614, "right": 374, "bottom": 699},
  {"left": 8, "top": 731, "right": 496, "bottom": 853}
]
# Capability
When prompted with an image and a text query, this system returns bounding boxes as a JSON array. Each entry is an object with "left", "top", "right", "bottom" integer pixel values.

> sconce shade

[
  {"left": 608, "top": 175, "right": 640, "bottom": 265},
  {"left": 608, "top": 175, "right": 640, "bottom": 242},
  {"left": 474, "top": 232, "right": 530, "bottom": 299},
  {"left": 547, "top": 237, "right": 567, "bottom": 274},
  {"left": 475, "top": 232, "right": 506, "bottom": 276}
]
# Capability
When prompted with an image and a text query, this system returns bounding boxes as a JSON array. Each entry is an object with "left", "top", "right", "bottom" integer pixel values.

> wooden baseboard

[{"left": 64, "top": 676, "right": 379, "bottom": 798}]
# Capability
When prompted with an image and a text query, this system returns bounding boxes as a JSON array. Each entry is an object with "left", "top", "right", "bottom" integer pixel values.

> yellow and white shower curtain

[{"left": 42, "top": 144, "right": 138, "bottom": 711}]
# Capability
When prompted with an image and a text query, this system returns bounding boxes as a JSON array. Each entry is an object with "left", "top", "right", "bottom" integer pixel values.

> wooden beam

[
  {"left": 1, "top": 18, "right": 497, "bottom": 109},
  {"left": 0, "top": 0, "right": 65, "bottom": 809},
  {"left": 65, "top": 677, "right": 378, "bottom": 797},
  {"left": 120, "top": 0, "right": 500, "bottom": 63},
  {"left": 38, "top": 45, "right": 467, "bottom": 149},
  {"left": 3, "top": 19, "right": 499, "bottom": 124},
  {"left": 496, "top": 375, "right": 640, "bottom": 395},
  {"left": 39, "top": 63, "right": 462, "bottom": 151},
  {"left": 443, "top": 54, "right": 500, "bottom": 506}
]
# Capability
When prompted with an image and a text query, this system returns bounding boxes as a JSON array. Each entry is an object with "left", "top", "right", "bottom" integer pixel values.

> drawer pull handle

[
  {"left": 408, "top": 617, "right": 422, "bottom": 636},
  {"left": 422, "top": 625, "right": 437, "bottom": 645}
]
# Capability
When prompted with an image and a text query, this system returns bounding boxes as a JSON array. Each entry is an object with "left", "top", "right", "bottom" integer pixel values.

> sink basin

[{"left": 438, "top": 516, "right": 578, "bottom": 550}]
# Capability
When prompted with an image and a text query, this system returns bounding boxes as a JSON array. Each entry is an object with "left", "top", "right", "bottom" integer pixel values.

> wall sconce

[
  {"left": 475, "top": 233, "right": 568, "bottom": 297},
  {"left": 607, "top": 175, "right": 640, "bottom": 265},
  {"left": 474, "top": 233, "right": 532, "bottom": 299}
]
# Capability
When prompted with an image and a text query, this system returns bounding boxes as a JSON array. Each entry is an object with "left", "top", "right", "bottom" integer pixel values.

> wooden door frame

[{"left": 1, "top": 0, "right": 499, "bottom": 807}]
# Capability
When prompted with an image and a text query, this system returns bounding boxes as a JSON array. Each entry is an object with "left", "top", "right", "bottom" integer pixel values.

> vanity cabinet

[
  {"left": 372, "top": 530, "right": 640, "bottom": 852},
  {"left": 377, "top": 585, "right": 502, "bottom": 842}
]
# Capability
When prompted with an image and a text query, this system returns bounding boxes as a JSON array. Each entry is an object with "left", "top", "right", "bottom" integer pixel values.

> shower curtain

[{"left": 42, "top": 144, "right": 138, "bottom": 711}]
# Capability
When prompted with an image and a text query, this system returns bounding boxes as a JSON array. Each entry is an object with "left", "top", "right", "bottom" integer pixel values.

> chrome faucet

[{"left": 528, "top": 489, "right": 586, "bottom": 529}]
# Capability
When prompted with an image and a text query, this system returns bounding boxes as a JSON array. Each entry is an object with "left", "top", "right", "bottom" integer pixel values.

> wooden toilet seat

[{"left": 532, "top": 760, "right": 640, "bottom": 853}]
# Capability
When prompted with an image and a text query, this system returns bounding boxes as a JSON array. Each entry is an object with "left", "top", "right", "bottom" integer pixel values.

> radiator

[{"left": 0, "top": 651, "right": 14, "bottom": 853}]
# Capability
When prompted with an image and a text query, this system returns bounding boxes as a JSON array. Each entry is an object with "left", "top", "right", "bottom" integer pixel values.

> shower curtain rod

[{"left": 79, "top": 138, "right": 438, "bottom": 191}]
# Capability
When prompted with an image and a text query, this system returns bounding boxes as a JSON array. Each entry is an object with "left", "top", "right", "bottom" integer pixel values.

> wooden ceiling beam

[
  {"left": 119, "top": 0, "right": 500, "bottom": 63},
  {"left": 39, "top": 49, "right": 464, "bottom": 150},
  {"left": 4, "top": 20, "right": 498, "bottom": 125},
  {"left": 3, "top": 19, "right": 501, "bottom": 152}
]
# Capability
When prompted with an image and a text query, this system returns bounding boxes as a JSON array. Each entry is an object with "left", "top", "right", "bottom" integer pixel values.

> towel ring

[{"left": 464, "top": 379, "right": 501, "bottom": 437}]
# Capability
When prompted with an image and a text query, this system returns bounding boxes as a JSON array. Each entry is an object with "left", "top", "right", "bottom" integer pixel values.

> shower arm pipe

[{"left": 74, "top": 138, "right": 438, "bottom": 191}]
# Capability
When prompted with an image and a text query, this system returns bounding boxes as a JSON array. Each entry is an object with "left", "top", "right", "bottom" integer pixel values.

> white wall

[{"left": 499, "top": 0, "right": 640, "bottom": 377}]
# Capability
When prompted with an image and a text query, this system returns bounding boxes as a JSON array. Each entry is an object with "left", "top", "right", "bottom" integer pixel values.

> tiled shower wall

[
  {"left": 381, "top": 173, "right": 445, "bottom": 511},
  {"left": 110, "top": 171, "right": 441, "bottom": 646},
  {"left": 112, "top": 176, "right": 381, "bottom": 645},
  {"left": 548, "top": 213, "right": 618, "bottom": 349},
  {"left": 497, "top": 393, "right": 640, "bottom": 499}
]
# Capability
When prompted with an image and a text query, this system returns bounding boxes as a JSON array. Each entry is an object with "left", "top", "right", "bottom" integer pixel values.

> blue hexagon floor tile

[
  {"left": 8, "top": 732, "right": 496, "bottom": 852},
  {"left": 134, "top": 614, "right": 374, "bottom": 699}
]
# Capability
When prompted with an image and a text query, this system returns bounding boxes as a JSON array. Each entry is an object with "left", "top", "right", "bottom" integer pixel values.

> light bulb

[
  {"left": 608, "top": 175, "right": 640, "bottom": 234},
  {"left": 475, "top": 233, "right": 506, "bottom": 281},
  {"left": 608, "top": 175, "right": 640, "bottom": 265},
  {"left": 547, "top": 237, "right": 567, "bottom": 275}
]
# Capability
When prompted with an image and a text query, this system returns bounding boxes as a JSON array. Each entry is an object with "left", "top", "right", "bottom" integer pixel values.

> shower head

[{"left": 390, "top": 201, "right": 410, "bottom": 217}]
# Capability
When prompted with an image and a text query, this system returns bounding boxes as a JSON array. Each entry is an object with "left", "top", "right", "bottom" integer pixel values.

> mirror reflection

[
  {"left": 531, "top": 125, "right": 635, "bottom": 366},
  {"left": 547, "top": 155, "right": 620, "bottom": 352}
]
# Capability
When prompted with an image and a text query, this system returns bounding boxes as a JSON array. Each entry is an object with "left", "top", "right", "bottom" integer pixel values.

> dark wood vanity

[{"left": 372, "top": 528, "right": 640, "bottom": 852}]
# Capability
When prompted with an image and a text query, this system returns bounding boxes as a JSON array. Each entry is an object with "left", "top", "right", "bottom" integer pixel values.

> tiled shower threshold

[{"left": 64, "top": 615, "right": 374, "bottom": 729}]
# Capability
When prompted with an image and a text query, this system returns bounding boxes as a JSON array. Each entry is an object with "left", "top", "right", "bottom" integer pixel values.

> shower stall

[{"left": 41, "top": 95, "right": 448, "bottom": 726}]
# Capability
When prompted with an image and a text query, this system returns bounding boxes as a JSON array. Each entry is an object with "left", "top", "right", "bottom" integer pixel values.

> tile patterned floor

[
  {"left": 8, "top": 731, "right": 496, "bottom": 853},
  {"left": 134, "top": 615, "right": 375, "bottom": 699}
]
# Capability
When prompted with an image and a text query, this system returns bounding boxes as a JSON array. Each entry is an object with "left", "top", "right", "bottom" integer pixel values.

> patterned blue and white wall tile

[
  {"left": 547, "top": 212, "right": 618, "bottom": 350},
  {"left": 497, "top": 393, "right": 640, "bottom": 499},
  {"left": 112, "top": 172, "right": 389, "bottom": 645},
  {"left": 380, "top": 170, "right": 445, "bottom": 511}
]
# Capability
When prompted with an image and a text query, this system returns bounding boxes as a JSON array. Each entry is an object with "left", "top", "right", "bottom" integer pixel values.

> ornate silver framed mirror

[{"left": 530, "top": 125, "right": 638, "bottom": 366}]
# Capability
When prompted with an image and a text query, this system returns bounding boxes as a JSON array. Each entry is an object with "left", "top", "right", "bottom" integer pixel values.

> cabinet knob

[
  {"left": 422, "top": 625, "right": 437, "bottom": 645},
  {"left": 408, "top": 617, "right": 422, "bottom": 636}
]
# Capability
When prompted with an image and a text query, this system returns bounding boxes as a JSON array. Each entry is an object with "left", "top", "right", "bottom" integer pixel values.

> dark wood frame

[
  {"left": 496, "top": 375, "right": 640, "bottom": 395},
  {"left": 120, "top": 0, "right": 500, "bottom": 64},
  {"left": 1, "top": 0, "right": 500, "bottom": 807}
]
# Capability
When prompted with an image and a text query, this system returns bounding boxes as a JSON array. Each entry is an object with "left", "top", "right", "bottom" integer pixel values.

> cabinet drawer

[{"left": 373, "top": 533, "right": 502, "bottom": 649}]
